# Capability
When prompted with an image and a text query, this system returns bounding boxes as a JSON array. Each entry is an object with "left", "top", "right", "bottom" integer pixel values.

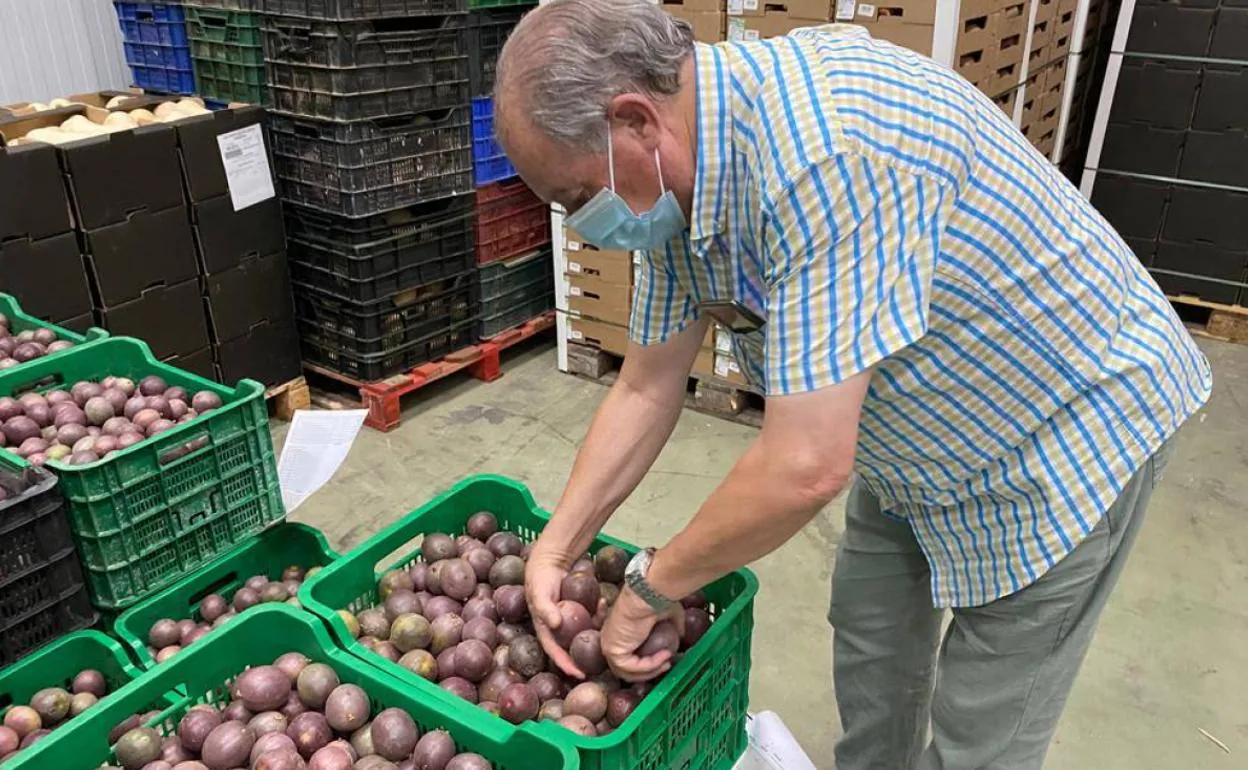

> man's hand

[
  {"left": 525, "top": 541, "right": 586, "bottom": 678},
  {"left": 601, "top": 587, "right": 686, "bottom": 683}
]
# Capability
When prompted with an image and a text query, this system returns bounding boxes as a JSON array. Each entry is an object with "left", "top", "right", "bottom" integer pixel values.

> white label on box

[
  {"left": 727, "top": 0, "right": 744, "bottom": 15},
  {"left": 856, "top": 2, "right": 876, "bottom": 17},
  {"left": 743, "top": 0, "right": 759, "bottom": 9},
  {"left": 715, "top": 358, "right": 732, "bottom": 377},
  {"left": 715, "top": 327, "right": 733, "bottom": 353},
  {"left": 570, "top": 329, "right": 584, "bottom": 340},
  {"left": 745, "top": 29, "right": 760, "bottom": 40},
  {"left": 570, "top": 286, "right": 583, "bottom": 296},
  {"left": 632, "top": 253, "right": 642, "bottom": 265},
  {"left": 836, "top": 0, "right": 857, "bottom": 20},
  {"left": 566, "top": 239, "right": 583, "bottom": 251},
  {"left": 568, "top": 260, "right": 583, "bottom": 273},
  {"left": 216, "top": 124, "right": 276, "bottom": 212}
]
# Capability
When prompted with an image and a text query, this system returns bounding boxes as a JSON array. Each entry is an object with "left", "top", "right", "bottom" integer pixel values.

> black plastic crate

[
  {"left": 301, "top": 315, "right": 479, "bottom": 381},
  {"left": 290, "top": 248, "right": 475, "bottom": 301},
  {"left": 257, "top": 0, "right": 465, "bottom": 19},
  {"left": 264, "top": 16, "right": 469, "bottom": 120},
  {"left": 283, "top": 194, "right": 473, "bottom": 252},
  {"left": 0, "top": 467, "right": 97, "bottom": 667},
  {"left": 478, "top": 293, "right": 552, "bottom": 338},
  {"left": 293, "top": 269, "right": 478, "bottom": 351},
  {"left": 477, "top": 247, "right": 552, "bottom": 304},
  {"left": 272, "top": 108, "right": 473, "bottom": 217},
  {"left": 467, "top": 8, "right": 526, "bottom": 96}
]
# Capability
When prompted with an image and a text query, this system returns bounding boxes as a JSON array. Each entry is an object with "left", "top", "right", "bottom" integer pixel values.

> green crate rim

[
  {"left": 0, "top": 336, "right": 263, "bottom": 476},
  {"left": 0, "top": 629, "right": 181, "bottom": 726},
  {"left": 298, "top": 473, "right": 759, "bottom": 763},
  {"left": 0, "top": 291, "right": 109, "bottom": 356},
  {"left": 111, "top": 521, "right": 340, "bottom": 670},
  {"left": 4, "top": 605, "right": 580, "bottom": 770}
]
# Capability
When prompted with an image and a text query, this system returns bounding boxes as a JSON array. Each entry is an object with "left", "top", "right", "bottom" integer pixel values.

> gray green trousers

[{"left": 829, "top": 442, "right": 1174, "bottom": 770}]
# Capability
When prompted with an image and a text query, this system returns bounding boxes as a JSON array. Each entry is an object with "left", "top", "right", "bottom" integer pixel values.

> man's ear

[{"left": 608, "top": 94, "right": 662, "bottom": 151}]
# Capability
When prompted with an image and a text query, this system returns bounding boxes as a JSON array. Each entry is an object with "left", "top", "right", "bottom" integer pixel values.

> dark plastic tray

[{"left": 300, "top": 314, "right": 479, "bottom": 381}]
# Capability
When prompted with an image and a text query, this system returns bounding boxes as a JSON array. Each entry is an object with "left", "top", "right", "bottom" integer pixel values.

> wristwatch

[{"left": 624, "top": 548, "right": 675, "bottom": 613}]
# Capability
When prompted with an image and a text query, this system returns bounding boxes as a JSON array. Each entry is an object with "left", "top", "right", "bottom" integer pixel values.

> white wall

[{"left": 0, "top": 0, "right": 129, "bottom": 105}]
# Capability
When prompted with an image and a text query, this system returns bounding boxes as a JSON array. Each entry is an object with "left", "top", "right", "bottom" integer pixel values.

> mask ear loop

[
  {"left": 655, "top": 149, "right": 667, "bottom": 195},
  {"left": 607, "top": 129, "right": 617, "bottom": 192}
]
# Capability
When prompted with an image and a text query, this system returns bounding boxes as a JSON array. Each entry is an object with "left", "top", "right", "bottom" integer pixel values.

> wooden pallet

[
  {"left": 565, "top": 342, "right": 765, "bottom": 428},
  {"left": 266, "top": 376, "right": 310, "bottom": 421},
  {"left": 305, "top": 312, "right": 556, "bottom": 432},
  {"left": 1169, "top": 294, "right": 1248, "bottom": 343}
]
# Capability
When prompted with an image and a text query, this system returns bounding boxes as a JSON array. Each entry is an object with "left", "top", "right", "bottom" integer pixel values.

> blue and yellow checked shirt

[{"left": 630, "top": 25, "right": 1212, "bottom": 607}]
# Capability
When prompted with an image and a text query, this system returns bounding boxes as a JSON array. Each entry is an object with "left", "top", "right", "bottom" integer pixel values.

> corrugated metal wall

[{"left": 0, "top": 0, "right": 129, "bottom": 105}]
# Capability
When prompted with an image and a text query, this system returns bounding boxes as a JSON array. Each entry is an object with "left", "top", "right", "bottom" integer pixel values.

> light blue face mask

[{"left": 564, "top": 133, "right": 687, "bottom": 251}]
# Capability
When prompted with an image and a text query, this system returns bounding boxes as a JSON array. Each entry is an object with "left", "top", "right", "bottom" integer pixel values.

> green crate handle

[
  {"left": 0, "top": 630, "right": 180, "bottom": 722},
  {"left": 298, "top": 474, "right": 759, "bottom": 770},
  {"left": 112, "top": 522, "right": 341, "bottom": 671},
  {"left": 0, "top": 336, "right": 261, "bottom": 474},
  {"left": 4, "top": 605, "right": 580, "bottom": 770}
]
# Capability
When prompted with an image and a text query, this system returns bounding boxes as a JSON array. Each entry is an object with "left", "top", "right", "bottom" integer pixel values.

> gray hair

[{"left": 495, "top": 0, "right": 695, "bottom": 152}]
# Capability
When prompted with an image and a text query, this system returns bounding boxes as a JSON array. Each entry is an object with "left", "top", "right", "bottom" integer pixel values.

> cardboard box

[
  {"left": 850, "top": 0, "right": 937, "bottom": 26},
  {"left": 984, "top": 57, "right": 1022, "bottom": 96},
  {"left": 0, "top": 232, "right": 92, "bottom": 322},
  {"left": 664, "top": 5, "right": 727, "bottom": 41},
  {"left": 663, "top": 0, "right": 724, "bottom": 10},
  {"left": 730, "top": 14, "right": 822, "bottom": 39},
  {"left": 96, "top": 278, "right": 211, "bottom": 359},
  {"left": 992, "top": 88, "right": 1019, "bottom": 117},
  {"left": 692, "top": 346, "right": 716, "bottom": 378},
  {"left": 66, "top": 90, "right": 164, "bottom": 112},
  {"left": 563, "top": 229, "right": 635, "bottom": 285},
  {"left": 0, "top": 144, "right": 73, "bottom": 242},
  {"left": 1164, "top": 185, "right": 1248, "bottom": 251},
  {"left": 1101, "top": 123, "right": 1185, "bottom": 177},
  {"left": 1152, "top": 240, "right": 1248, "bottom": 304},
  {"left": 712, "top": 351, "right": 751, "bottom": 386},
  {"left": 1193, "top": 65, "right": 1248, "bottom": 131},
  {"left": 854, "top": 19, "right": 934, "bottom": 54},
  {"left": 163, "top": 346, "right": 217, "bottom": 381},
  {"left": 1033, "top": 0, "right": 1058, "bottom": 24},
  {"left": 216, "top": 313, "right": 302, "bottom": 388},
  {"left": 1210, "top": 7, "right": 1248, "bottom": 59},
  {"left": 56, "top": 312, "right": 95, "bottom": 335},
  {"left": 1043, "top": 55, "right": 1069, "bottom": 90},
  {"left": 1108, "top": 57, "right": 1200, "bottom": 129},
  {"left": 173, "top": 105, "right": 268, "bottom": 203},
  {"left": 1030, "top": 18, "right": 1054, "bottom": 54},
  {"left": 727, "top": 0, "right": 765, "bottom": 16},
  {"left": 1088, "top": 175, "right": 1170, "bottom": 241},
  {"left": 0, "top": 106, "right": 185, "bottom": 231},
  {"left": 193, "top": 194, "right": 286, "bottom": 274},
  {"left": 568, "top": 317, "right": 630, "bottom": 357},
  {"left": 205, "top": 251, "right": 296, "bottom": 345},
  {"left": 1180, "top": 129, "right": 1248, "bottom": 187},
  {"left": 568, "top": 273, "right": 632, "bottom": 326},
  {"left": 82, "top": 205, "right": 198, "bottom": 307},
  {"left": 1127, "top": 1, "right": 1215, "bottom": 56}
]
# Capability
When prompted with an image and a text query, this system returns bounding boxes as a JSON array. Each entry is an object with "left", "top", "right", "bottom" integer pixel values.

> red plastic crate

[{"left": 475, "top": 178, "right": 551, "bottom": 265}]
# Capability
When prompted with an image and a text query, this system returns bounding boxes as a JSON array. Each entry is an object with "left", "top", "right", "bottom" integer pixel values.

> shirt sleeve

[
  {"left": 629, "top": 237, "right": 701, "bottom": 346},
  {"left": 764, "top": 154, "right": 938, "bottom": 395}
]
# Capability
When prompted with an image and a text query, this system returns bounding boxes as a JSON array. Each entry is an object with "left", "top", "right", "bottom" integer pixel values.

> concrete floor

[{"left": 274, "top": 337, "right": 1248, "bottom": 769}]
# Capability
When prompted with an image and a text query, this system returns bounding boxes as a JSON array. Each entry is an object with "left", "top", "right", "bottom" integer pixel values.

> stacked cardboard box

[
  {"left": 691, "top": 323, "right": 753, "bottom": 389},
  {"left": 0, "top": 100, "right": 300, "bottom": 386},
  {"left": 564, "top": 228, "right": 636, "bottom": 357},
  {"left": 664, "top": 0, "right": 728, "bottom": 42}
]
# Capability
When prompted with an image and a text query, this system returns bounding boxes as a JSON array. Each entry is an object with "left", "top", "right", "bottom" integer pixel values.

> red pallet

[
  {"left": 475, "top": 178, "right": 551, "bottom": 265},
  {"left": 305, "top": 311, "right": 555, "bottom": 431}
]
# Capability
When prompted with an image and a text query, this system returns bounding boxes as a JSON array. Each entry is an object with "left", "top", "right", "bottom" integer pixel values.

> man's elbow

[{"left": 784, "top": 446, "right": 853, "bottom": 509}]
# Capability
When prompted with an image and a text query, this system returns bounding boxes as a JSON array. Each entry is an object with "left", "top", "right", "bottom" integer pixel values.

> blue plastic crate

[
  {"left": 132, "top": 65, "right": 196, "bottom": 94},
  {"left": 471, "top": 96, "right": 516, "bottom": 186},
  {"left": 114, "top": 3, "right": 189, "bottom": 46}
]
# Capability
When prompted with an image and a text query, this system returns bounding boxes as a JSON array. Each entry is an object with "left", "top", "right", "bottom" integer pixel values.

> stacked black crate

[
  {"left": 467, "top": 5, "right": 554, "bottom": 341},
  {"left": 1088, "top": 0, "right": 1248, "bottom": 304},
  {"left": 261, "top": 0, "right": 478, "bottom": 382}
]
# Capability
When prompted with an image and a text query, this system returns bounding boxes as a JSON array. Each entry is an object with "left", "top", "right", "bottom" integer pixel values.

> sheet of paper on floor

[{"left": 277, "top": 409, "right": 367, "bottom": 512}]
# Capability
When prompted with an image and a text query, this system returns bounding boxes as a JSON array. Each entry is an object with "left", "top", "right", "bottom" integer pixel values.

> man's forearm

[
  {"left": 646, "top": 437, "right": 846, "bottom": 600},
  {"left": 538, "top": 374, "right": 685, "bottom": 561}
]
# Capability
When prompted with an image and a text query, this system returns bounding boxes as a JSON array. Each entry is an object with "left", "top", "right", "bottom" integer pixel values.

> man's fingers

[
  {"left": 668, "top": 605, "right": 686, "bottom": 637},
  {"left": 608, "top": 651, "right": 672, "bottom": 683},
  {"left": 535, "top": 621, "right": 585, "bottom": 679}
]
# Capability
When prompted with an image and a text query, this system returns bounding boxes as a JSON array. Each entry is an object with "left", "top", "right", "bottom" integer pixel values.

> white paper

[
  {"left": 733, "top": 712, "right": 818, "bottom": 770},
  {"left": 836, "top": 0, "right": 857, "bottom": 20},
  {"left": 743, "top": 0, "right": 760, "bottom": 9},
  {"left": 277, "top": 409, "right": 367, "bottom": 513},
  {"left": 857, "top": 2, "right": 877, "bottom": 17},
  {"left": 727, "top": 0, "right": 744, "bottom": 15},
  {"left": 217, "top": 123, "right": 276, "bottom": 212}
]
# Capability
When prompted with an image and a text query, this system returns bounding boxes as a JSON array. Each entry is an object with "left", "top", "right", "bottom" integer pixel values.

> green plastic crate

[
  {"left": 0, "top": 292, "right": 108, "bottom": 356},
  {"left": 185, "top": 4, "right": 263, "bottom": 46},
  {"left": 4, "top": 605, "right": 580, "bottom": 770},
  {"left": 299, "top": 474, "right": 758, "bottom": 770},
  {"left": 0, "top": 337, "right": 284, "bottom": 611},
  {"left": 0, "top": 629, "right": 180, "bottom": 756},
  {"left": 189, "top": 38, "right": 265, "bottom": 65},
  {"left": 192, "top": 63, "right": 269, "bottom": 104},
  {"left": 112, "top": 522, "right": 339, "bottom": 670}
]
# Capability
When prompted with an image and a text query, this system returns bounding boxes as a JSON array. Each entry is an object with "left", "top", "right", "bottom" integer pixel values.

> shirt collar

[{"left": 690, "top": 42, "right": 730, "bottom": 244}]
